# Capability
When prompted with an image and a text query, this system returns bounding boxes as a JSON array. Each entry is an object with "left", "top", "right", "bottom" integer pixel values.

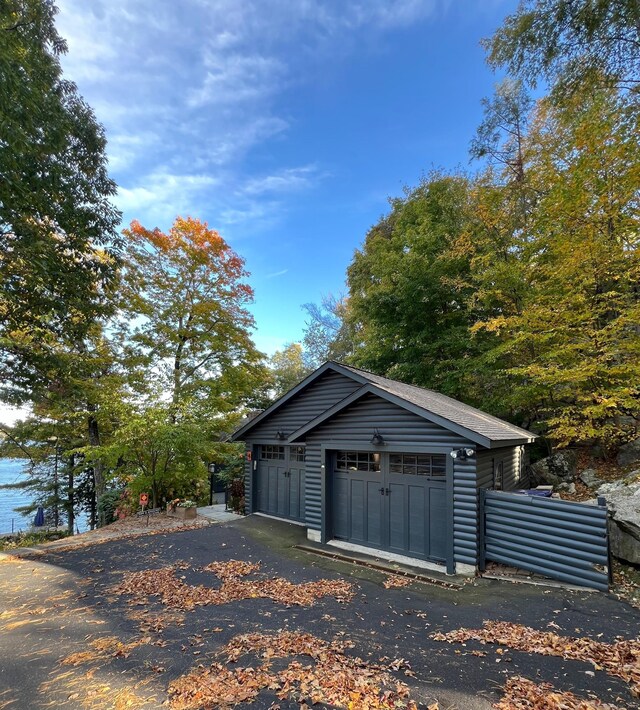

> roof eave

[
  {"left": 290, "top": 383, "right": 501, "bottom": 448},
  {"left": 487, "top": 435, "right": 538, "bottom": 448}
]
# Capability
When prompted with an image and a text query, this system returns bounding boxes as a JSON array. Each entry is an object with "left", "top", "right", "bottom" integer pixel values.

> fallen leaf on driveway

[
  {"left": 432, "top": 621, "right": 640, "bottom": 696},
  {"left": 496, "top": 676, "right": 620, "bottom": 709},
  {"left": 383, "top": 575, "right": 411, "bottom": 589},
  {"left": 168, "top": 631, "right": 420, "bottom": 710},
  {"left": 112, "top": 559, "right": 355, "bottom": 610}
]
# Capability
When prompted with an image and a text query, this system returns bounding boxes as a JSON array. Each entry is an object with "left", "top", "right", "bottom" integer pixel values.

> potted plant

[{"left": 166, "top": 499, "right": 198, "bottom": 520}]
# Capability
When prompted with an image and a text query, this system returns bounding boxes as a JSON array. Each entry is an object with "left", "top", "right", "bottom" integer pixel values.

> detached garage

[{"left": 231, "top": 362, "right": 536, "bottom": 576}]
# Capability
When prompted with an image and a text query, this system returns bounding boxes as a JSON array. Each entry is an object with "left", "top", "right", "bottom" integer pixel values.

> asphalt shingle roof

[{"left": 336, "top": 363, "right": 535, "bottom": 443}]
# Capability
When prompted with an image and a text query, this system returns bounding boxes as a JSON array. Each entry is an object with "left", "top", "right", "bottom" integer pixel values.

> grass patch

[{"left": 0, "top": 529, "right": 70, "bottom": 551}]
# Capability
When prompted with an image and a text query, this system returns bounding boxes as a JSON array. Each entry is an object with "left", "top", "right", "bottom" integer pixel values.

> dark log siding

[
  {"left": 243, "top": 370, "right": 360, "bottom": 513},
  {"left": 453, "top": 456, "right": 477, "bottom": 566},
  {"left": 246, "top": 370, "right": 361, "bottom": 441},
  {"left": 476, "top": 450, "right": 494, "bottom": 489},
  {"left": 302, "top": 392, "right": 478, "bottom": 570},
  {"left": 476, "top": 446, "right": 524, "bottom": 493}
]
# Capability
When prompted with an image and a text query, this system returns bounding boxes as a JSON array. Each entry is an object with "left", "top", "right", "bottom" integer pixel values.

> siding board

[{"left": 246, "top": 370, "right": 361, "bottom": 441}]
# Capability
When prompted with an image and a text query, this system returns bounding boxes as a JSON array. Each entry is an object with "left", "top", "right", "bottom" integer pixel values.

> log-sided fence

[{"left": 479, "top": 490, "right": 610, "bottom": 591}]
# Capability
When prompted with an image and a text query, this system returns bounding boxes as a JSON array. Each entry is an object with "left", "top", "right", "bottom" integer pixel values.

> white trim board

[
  {"left": 327, "top": 540, "right": 448, "bottom": 575},
  {"left": 253, "top": 512, "right": 306, "bottom": 527}
]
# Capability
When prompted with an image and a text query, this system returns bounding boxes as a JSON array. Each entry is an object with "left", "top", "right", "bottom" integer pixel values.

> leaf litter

[
  {"left": 496, "top": 676, "right": 622, "bottom": 710},
  {"left": 168, "top": 630, "right": 423, "bottom": 709},
  {"left": 112, "top": 559, "right": 355, "bottom": 610},
  {"left": 432, "top": 620, "right": 640, "bottom": 696},
  {"left": 383, "top": 575, "right": 412, "bottom": 589}
]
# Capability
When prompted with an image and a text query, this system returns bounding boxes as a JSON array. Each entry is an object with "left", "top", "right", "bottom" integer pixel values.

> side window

[{"left": 494, "top": 460, "right": 503, "bottom": 490}]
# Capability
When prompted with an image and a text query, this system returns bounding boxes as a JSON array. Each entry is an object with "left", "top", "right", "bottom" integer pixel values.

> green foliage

[
  {"left": 346, "top": 173, "right": 481, "bottom": 399},
  {"left": 269, "top": 343, "right": 310, "bottom": 398},
  {"left": 0, "top": 0, "right": 121, "bottom": 403},
  {"left": 215, "top": 445, "right": 246, "bottom": 486},
  {"left": 483, "top": 0, "right": 640, "bottom": 96},
  {"left": 90, "top": 403, "right": 212, "bottom": 508},
  {"left": 97, "top": 489, "right": 122, "bottom": 526},
  {"left": 473, "top": 88, "right": 640, "bottom": 449}
]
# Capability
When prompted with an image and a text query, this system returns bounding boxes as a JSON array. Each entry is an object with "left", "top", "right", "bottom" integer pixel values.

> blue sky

[{"left": 54, "top": 0, "right": 515, "bottom": 358}]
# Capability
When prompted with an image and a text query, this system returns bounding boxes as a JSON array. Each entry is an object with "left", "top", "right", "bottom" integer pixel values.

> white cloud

[
  {"left": 116, "top": 172, "right": 220, "bottom": 225},
  {"left": 54, "top": 0, "right": 448, "bottom": 233},
  {"left": 266, "top": 268, "right": 289, "bottom": 279},
  {"left": 219, "top": 200, "right": 280, "bottom": 227},
  {"left": 241, "top": 165, "right": 322, "bottom": 196},
  {"left": 0, "top": 404, "right": 31, "bottom": 427},
  {"left": 188, "top": 53, "right": 287, "bottom": 108}
]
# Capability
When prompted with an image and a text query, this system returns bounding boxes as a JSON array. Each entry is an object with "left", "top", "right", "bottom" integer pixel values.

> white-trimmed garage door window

[
  {"left": 261, "top": 445, "right": 285, "bottom": 460},
  {"left": 389, "top": 453, "right": 446, "bottom": 478}
]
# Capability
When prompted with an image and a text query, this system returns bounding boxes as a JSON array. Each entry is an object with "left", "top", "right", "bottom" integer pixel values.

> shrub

[
  {"left": 227, "top": 477, "right": 245, "bottom": 515},
  {"left": 97, "top": 489, "right": 123, "bottom": 527}
]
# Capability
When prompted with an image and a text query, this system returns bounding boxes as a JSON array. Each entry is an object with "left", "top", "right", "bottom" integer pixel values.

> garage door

[
  {"left": 332, "top": 451, "right": 447, "bottom": 562},
  {"left": 256, "top": 445, "right": 305, "bottom": 522}
]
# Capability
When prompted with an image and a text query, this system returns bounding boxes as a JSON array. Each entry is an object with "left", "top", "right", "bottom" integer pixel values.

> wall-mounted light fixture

[
  {"left": 370, "top": 429, "right": 385, "bottom": 446},
  {"left": 275, "top": 431, "right": 287, "bottom": 440},
  {"left": 450, "top": 447, "right": 475, "bottom": 460}
]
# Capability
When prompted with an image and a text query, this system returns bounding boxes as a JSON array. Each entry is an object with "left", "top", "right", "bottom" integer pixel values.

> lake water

[
  {"left": 0, "top": 458, "right": 89, "bottom": 534},
  {"left": 0, "top": 458, "right": 32, "bottom": 533}
]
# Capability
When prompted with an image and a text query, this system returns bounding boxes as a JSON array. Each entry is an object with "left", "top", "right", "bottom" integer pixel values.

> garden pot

[{"left": 167, "top": 506, "right": 197, "bottom": 520}]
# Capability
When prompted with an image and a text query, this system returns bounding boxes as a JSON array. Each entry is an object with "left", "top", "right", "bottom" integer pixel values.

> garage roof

[{"left": 232, "top": 361, "right": 536, "bottom": 448}]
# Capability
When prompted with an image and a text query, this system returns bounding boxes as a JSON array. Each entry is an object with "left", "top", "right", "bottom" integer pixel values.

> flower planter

[{"left": 166, "top": 506, "right": 197, "bottom": 520}]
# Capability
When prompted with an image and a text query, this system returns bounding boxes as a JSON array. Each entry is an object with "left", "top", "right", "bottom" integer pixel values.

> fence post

[
  {"left": 478, "top": 488, "right": 486, "bottom": 572},
  {"left": 598, "top": 495, "right": 613, "bottom": 586}
]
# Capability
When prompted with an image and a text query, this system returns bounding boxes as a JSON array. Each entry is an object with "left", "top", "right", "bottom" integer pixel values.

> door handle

[
  {"left": 385, "top": 488, "right": 391, "bottom": 496},
  {"left": 379, "top": 487, "right": 385, "bottom": 495}
]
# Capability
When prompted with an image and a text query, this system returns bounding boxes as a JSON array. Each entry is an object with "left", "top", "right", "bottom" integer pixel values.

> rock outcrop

[
  {"left": 580, "top": 469, "right": 604, "bottom": 490},
  {"left": 597, "top": 478, "right": 640, "bottom": 565},
  {"left": 530, "top": 451, "right": 577, "bottom": 488},
  {"left": 617, "top": 438, "right": 640, "bottom": 467}
]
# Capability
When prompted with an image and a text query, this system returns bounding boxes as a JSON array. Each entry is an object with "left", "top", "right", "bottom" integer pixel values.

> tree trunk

[
  {"left": 173, "top": 312, "right": 193, "bottom": 410},
  {"left": 87, "top": 412, "right": 105, "bottom": 498},
  {"left": 89, "top": 469, "right": 96, "bottom": 530},
  {"left": 67, "top": 454, "right": 75, "bottom": 536}
]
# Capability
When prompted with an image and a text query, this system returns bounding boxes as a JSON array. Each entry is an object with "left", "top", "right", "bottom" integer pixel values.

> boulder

[
  {"left": 557, "top": 482, "right": 576, "bottom": 494},
  {"left": 597, "top": 480, "right": 640, "bottom": 565},
  {"left": 530, "top": 450, "right": 577, "bottom": 488},
  {"left": 617, "top": 438, "right": 640, "bottom": 467},
  {"left": 580, "top": 469, "right": 603, "bottom": 489}
]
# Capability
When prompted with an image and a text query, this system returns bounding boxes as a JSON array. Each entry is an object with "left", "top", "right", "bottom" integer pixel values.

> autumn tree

[
  {"left": 121, "top": 217, "right": 266, "bottom": 417},
  {"left": 0, "top": 0, "right": 121, "bottom": 403},
  {"left": 472, "top": 88, "right": 640, "bottom": 447}
]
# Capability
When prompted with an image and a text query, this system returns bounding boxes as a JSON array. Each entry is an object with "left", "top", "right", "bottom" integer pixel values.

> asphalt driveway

[{"left": 0, "top": 515, "right": 638, "bottom": 709}]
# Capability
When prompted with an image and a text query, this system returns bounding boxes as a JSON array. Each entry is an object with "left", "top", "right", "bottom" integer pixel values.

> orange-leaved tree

[{"left": 120, "top": 216, "right": 267, "bottom": 420}]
